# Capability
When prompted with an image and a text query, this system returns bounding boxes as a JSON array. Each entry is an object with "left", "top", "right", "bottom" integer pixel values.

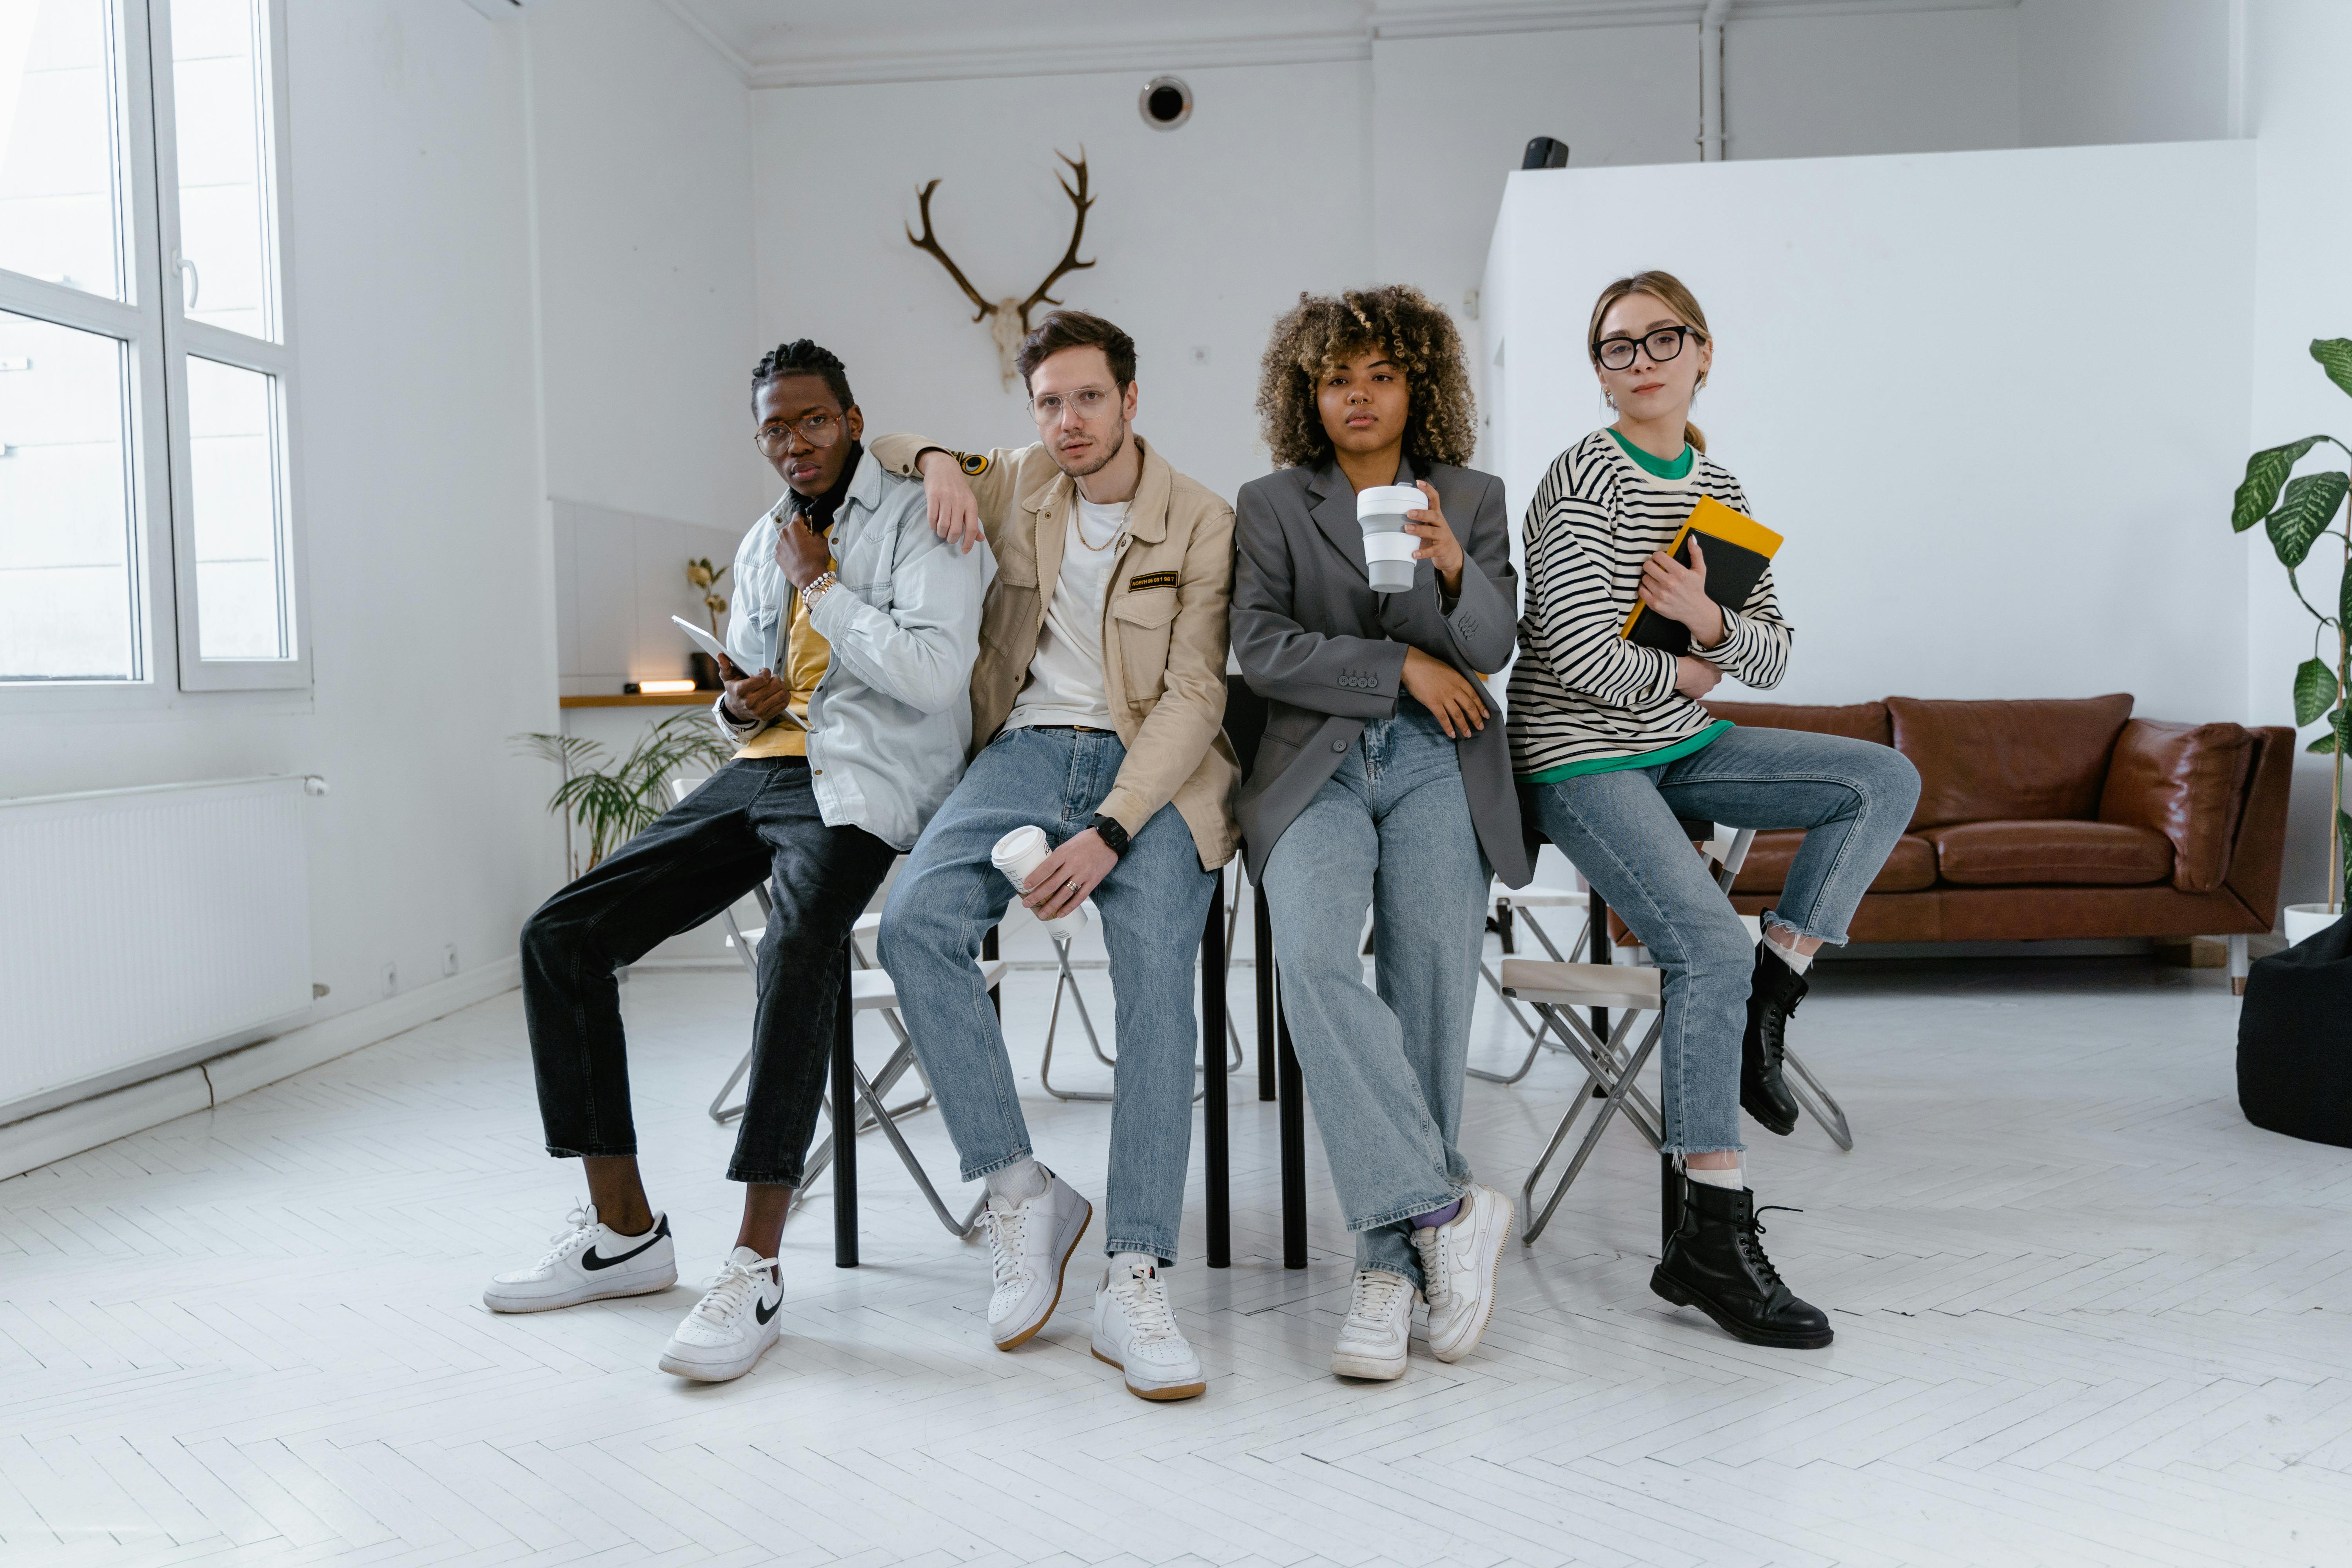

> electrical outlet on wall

[
  {"left": 441, "top": 944, "right": 459, "bottom": 978},
  {"left": 381, "top": 962, "right": 398, "bottom": 998}
]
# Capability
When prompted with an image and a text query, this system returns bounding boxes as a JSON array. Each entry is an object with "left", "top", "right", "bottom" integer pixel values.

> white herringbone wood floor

[{"left": 3, "top": 942, "right": 2348, "bottom": 1568}]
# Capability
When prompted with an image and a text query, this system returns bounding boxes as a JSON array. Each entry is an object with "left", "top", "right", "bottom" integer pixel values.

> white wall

[
  {"left": 1724, "top": 7, "right": 2020, "bottom": 162},
  {"left": 1, "top": 0, "right": 562, "bottom": 1024},
  {"left": 1484, "top": 141, "right": 2256, "bottom": 723},
  {"left": 2019, "top": 0, "right": 2235, "bottom": 148}
]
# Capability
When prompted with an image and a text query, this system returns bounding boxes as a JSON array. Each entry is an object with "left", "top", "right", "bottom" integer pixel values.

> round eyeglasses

[
  {"left": 753, "top": 412, "right": 842, "bottom": 456},
  {"left": 1593, "top": 324, "right": 1704, "bottom": 372}
]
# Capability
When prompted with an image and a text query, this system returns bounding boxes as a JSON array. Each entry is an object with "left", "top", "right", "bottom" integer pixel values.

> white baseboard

[{"left": 0, "top": 957, "right": 521, "bottom": 1183}]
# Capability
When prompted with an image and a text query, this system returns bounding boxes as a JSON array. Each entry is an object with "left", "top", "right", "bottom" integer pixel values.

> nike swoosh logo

[
  {"left": 755, "top": 1294, "right": 780, "bottom": 1325},
  {"left": 581, "top": 1214, "right": 669, "bottom": 1271}
]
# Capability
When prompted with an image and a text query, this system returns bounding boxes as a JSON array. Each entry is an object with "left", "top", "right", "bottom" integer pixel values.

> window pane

[
  {"left": 0, "top": 0, "right": 125, "bottom": 300},
  {"left": 185, "top": 354, "right": 285, "bottom": 659},
  {"left": 170, "top": 0, "right": 272, "bottom": 339},
  {"left": 0, "top": 310, "right": 138, "bottom": 681}
]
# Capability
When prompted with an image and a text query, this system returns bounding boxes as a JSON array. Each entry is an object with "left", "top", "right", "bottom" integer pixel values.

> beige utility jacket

[{"left": 870, "top": 432, "right": 1240, "bottom": 870}]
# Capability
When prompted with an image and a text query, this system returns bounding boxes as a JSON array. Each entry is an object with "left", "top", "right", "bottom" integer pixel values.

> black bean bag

[{"left": 2237, "top": 909, "right": 2352, "bottom": 1149}]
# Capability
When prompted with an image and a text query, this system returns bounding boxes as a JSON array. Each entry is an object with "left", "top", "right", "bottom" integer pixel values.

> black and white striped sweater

[{"left": 1506, "top": 430, "right": 1793, "bottom": 777}]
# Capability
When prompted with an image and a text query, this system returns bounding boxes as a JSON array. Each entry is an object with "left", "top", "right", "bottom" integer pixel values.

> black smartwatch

[{"left": 1089, "top": 814, "right": 1131, "bottom": 858}]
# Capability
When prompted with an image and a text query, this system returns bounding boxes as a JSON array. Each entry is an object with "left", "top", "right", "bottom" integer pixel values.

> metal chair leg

[
  {"left": 1470, "top": 905, "right": 1589, "bottom": 1085},
  {"left": 1038, "top": 934, "right": 1113, "bottom": 1103},
  {"left": 1277, "top": 980, "right": 1307, "bottom": 1269},
  {"left": 1780, "top": 1042, "right": 1855, "bottom": 1152},
  {"left": 1522, "top": 1012, "right": 1664, "bottom": 1245}
]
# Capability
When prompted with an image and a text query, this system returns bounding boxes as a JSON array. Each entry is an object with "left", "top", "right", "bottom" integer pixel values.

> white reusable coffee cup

[
  {"left": 991, "top": 825, "right": 1087, "bottom": 942},
  {"left": 1356, "top": 484, "right": 1424, "bottom": 593}
]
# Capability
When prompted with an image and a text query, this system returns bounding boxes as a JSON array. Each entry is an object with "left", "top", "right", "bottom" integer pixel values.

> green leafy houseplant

[
  {"left": 516, "top": 710, "right": 735, "bottom": 875},
  {"left": 2232, "top": 336, "right": 2352, "bottom": 915}
]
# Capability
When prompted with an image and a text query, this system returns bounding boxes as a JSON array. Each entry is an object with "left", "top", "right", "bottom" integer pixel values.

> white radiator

[{"left": 0, "top": 775, "right": 315, "bottom": 1118}]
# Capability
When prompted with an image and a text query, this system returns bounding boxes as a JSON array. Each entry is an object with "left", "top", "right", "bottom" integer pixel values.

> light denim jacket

[{"left": 715, "top": 452, "right": 991, "bottom": 850}]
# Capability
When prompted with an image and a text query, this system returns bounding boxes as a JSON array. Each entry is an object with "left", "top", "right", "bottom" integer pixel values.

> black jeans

[{"left": 520, "top": 756, "right": 897, "bottom": 1184}]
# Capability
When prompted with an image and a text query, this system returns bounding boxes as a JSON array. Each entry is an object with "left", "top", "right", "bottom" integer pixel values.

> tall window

[{"left": 0, "top": 0, "right": 301, "bottom": 691}]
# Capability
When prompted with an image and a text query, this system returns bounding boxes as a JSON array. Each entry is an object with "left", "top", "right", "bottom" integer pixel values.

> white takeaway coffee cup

[
  {"left": 1356, "top": 483, "right": 1423, "bottom": 593},
  {"left": 991, "top": 825, "right": 1088, "bottom": 943}
]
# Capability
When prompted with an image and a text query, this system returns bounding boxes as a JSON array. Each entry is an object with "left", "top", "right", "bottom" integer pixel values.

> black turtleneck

[{"left": 790, "top": 440, "right": 864, "bottom": 537}]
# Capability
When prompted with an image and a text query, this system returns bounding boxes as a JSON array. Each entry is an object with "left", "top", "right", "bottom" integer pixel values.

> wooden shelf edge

[{"left": 559, "top": 692, "right": 717, "bottom": 708}]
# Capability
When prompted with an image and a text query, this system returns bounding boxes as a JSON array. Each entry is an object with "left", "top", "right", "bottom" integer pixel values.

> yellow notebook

[{"left": 1619, "top": 495, "right": 1784, "bottom": 653}]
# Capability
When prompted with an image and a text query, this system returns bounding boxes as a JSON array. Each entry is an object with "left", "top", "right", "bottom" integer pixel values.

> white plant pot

[{"left": 2282, "top": 902, "right": 2344, "bottom": 946}]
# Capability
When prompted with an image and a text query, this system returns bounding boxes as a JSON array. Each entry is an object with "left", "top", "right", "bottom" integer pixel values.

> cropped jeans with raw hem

[
  {"left": 520, "top": 756, "right": 898, "bottom": 1186},
  {"left": 1257, "top": 696, "right": 1493, "bottom": 1292},
  {"left": 1521, "top": 723, "right": 1920, "bottom": 1155},
  {"left": 878, "top": 725, "right": 1216, "bottom": 1265}
]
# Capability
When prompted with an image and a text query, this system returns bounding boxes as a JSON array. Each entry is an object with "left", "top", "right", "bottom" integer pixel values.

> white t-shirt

[{"left": 1005, "top": 495, "right": 1126, "bottom": 731}]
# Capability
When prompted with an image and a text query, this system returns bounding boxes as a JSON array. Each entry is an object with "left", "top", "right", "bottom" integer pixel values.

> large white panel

[{"left": 1484, "top": 140, "right": 2256, "bottom": 720}]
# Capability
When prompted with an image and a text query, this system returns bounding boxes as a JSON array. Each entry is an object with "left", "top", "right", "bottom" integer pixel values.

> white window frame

[{"left": 0, "top": 0, "right": 307, "bottom": 706}]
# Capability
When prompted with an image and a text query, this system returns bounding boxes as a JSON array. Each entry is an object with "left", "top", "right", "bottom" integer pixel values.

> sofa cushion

[
  {"left": 1702, "top": 699, "right": 1892, "bottom": 746},
  {"left": 1887, "top": 694, "right": 2134, "bottom": 828},
  {"left": 1928, "top": 820, "right": 2172, "bottom": 886},
  {"left": 2097, "top": 718, "right": 2254, "bottom": 893},
  {"left": 1733, "top": 829, "right": 1937, "bottom": 894}
]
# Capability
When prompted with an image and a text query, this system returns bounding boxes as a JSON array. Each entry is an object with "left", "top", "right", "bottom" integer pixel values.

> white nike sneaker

[
  {"left": 1330, "top": 1269, "right": 1417, "bottom": 1381},
  {"left": 1092, "top": 1259, "right": 1205, "bottom": 1401},
  {"left": 984, "top": 1169, "right": 1093, "bottom": 1349},
  {"left": 483, "top": 1203, "right": 675, "bottom": 1313},
  {"left": 657, "top": 1247, "right": 783, "bottom": 1383},
  {"left": 1412, "top": 1183, "right": 1512, "bottom": 1363}
]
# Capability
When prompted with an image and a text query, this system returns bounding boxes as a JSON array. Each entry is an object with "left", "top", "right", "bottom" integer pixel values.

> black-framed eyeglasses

[
  {"left": 1593, "top": 325, "right": 1704, "bottom": 371},
  {"left": 753, "top": 412, "right": 842, "bottom": 455}
]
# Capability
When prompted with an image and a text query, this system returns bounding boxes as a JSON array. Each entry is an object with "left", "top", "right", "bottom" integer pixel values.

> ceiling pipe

[{"left": 1699, "top": 0, "right": 1731, "bottom": 162}]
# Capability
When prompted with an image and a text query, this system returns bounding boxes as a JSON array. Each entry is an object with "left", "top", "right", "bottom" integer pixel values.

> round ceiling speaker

[{"left": 1140, "top": 76, "right": 1192, "bottom": 131}]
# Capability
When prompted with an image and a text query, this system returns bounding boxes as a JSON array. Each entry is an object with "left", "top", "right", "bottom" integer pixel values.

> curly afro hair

[{"left": 1253, "top": 285, "right": 1477, "bottom": 471}]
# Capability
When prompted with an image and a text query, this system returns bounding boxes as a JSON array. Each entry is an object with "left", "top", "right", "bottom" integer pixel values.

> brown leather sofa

[{"left": 1695, "top": 694, "right": 2291, "bottom": 950}]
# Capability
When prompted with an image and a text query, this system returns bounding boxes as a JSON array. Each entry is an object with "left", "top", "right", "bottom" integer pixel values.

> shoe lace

[
  {"left": 1346, "top": 1271, "right": 1411, "bottom": 1327},
  {"left": 985, "top": 1203, "right": 1029, "bottom": 1289},
  {"left": 1739, "top": 1205, "right": 1801, "bottom": 1293},
  {"left": 690, "top": 1256, "right": 774, "bottom": 1327},
  {"left": 531, "top": 1203, "right": 600, "bottom": 1272},
  {"left": 1110, "top": 1267, "right": 1181, "bottom": 1343}
]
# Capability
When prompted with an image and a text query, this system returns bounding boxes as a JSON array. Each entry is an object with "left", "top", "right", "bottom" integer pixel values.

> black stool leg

[
  {"left": 982, "top": 926, "right": 1000, "bottom": 1020},
  {"left": 1277, "top": 978, "right": 1306, "bottom": 1270},
  {"left": 1254, "top": 883, "right": 1276, "bottom": 1102},
  {"left": 1203, "top": 881, "right": 1230, "bottom": 1269},
  {"left": 1661, "top": 1151, "right": 1683, "bottom": 1252},
  {"left": 832, "top": 943, "right": 857, "bottom": 1268}
]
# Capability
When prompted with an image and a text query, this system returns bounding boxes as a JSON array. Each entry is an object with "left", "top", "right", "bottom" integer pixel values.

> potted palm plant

[
  {"left": 517, "top": 710, "right": 736, "bottom": 879},
  {"left": 2232, "top": 337, "right": 2352, "bottom": 944}
]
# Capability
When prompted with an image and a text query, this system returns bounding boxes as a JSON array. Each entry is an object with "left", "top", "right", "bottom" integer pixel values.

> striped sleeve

[
  {"left": 1691, "top": 477, "right": 1791, "bottom": 689},
  {"left": 1519, "top": 456, "right": 1678, "bottom": 709}
]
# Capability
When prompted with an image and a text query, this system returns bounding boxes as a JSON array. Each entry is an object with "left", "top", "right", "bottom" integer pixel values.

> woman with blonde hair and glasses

[
  {"left": 1232, "top": 285, "right": 1528, "bottom": 1383},
  {"left": 1508, "top": 270, "right": 1918, "bottom": 1348}
]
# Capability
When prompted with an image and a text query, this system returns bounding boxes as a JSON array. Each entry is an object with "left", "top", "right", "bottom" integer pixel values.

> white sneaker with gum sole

[
  {"left": 1092, "top": 1260, "right": 1205, "bottom": 1401},
  {"left": 1330, "top": 1269, "right": 1416, "bottom": 1381},
  {"left": 985, "top": 1170, "right": 1093, "bottom": 1349}
]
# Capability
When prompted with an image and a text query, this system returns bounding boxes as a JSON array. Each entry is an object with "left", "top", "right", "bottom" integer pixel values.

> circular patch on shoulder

[{"left": 958, "top": 452, "right": 990, "bottom": 476}]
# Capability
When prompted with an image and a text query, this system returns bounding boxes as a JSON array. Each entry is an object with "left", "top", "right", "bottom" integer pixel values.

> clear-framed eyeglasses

[
  {"left": 753, "top": 412, "right": 843, "bottom": 456},
  {"left": 1029, "top": 385, "right": 1115, "bottom": 423},
  {"left": 1593, "top": 324, "right": 1705, "bottom": 372}
]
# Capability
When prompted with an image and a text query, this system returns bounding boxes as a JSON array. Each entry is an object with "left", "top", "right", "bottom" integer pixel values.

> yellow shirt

[{"left": 733, "top": 559, "right": 833, "bottom": 759}]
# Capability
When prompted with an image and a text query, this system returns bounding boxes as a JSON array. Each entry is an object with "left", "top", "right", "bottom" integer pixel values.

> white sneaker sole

[
  {"left": 1428, "top": 1191, "right": 1512, "bottom": 1364},
  {"left": 483, "top": 1262, "right": 676, "bottom": 1314},
  {"left": 991, "top": 1195, "right": 1093, "bottom": 1350},
  {"left": 1329, "top": 1345, "right": 1408, "bottom": 1381},
  {"left": 657, "top": 1318, "right": 779, "bottom": 1383},
  {"left": 1090, "top": 1341, "right": 1206, "bottom": 1401}
]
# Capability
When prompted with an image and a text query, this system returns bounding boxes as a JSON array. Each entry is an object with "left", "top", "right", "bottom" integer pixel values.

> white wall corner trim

[
  {"left": 745, "top": 31, "right": 1372, "bottom": 90},
  {"left": 651, "top": 0, "right": 756, "bottom": 82},
  {"left": 0, "top": 957, "right": 521, "bottom": 1184}
]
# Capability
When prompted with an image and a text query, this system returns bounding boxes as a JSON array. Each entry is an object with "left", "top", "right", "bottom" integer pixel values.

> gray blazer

[{"left": 1230, "top": 453, "right": 1531, "bottom": 887}]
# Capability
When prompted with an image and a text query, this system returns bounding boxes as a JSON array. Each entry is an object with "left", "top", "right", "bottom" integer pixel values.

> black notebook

[{"left": 1620, "top": 495, "right": 1784, "bottom": 656}]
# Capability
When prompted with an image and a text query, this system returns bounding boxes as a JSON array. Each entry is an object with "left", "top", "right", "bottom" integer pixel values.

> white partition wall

[{"left": 1481, "top": 141, "right": 2256, "bottom": 719}]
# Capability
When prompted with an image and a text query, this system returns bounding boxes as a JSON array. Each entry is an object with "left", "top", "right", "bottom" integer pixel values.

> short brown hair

[
  {"left": 1254, "top": 285, "right": 1476, "bottom": 470},
  {"left": 1017, "top": 310, "right": 1136, "bottom": 392}
]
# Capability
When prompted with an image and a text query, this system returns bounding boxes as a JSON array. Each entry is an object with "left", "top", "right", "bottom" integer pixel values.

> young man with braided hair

[
  {"left": 871, "top": 310, "right": 1238, "bottom": 1401},
  {"left": 486, "top": 339, "right": 987, "bottom": 1383}
]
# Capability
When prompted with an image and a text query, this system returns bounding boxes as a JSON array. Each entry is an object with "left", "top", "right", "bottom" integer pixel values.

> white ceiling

[{"left": 659, "top": 0, "right": 2016, "bottom": 88}]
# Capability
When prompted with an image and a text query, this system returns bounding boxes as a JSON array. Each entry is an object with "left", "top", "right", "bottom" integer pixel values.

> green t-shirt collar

[{"left": 1608, "top": 426, "right": 1693, "bottom": 481}]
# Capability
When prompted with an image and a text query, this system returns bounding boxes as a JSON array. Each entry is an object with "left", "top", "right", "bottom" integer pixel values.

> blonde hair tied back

[{"left": 1588, "top": 269, "right": 1710, "bottom": 454}]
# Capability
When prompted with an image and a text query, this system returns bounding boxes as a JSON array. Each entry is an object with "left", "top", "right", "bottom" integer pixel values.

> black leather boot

[
  {"left": 1741, "top": 938, "right": 1806, "bottom": 1135},
  {"left": 1650, "top": 1178, "right": 1833, "bottom": 1348}
]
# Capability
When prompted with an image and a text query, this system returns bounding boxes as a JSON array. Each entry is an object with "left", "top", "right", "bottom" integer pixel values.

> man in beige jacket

[{"left": 873, "top": 311, "right": 1237, "bottom": 1403}]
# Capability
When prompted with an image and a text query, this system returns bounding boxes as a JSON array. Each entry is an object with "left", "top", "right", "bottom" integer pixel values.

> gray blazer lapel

[{"left": 1306, "top": 461, "right": 1368, "bottom": 583}]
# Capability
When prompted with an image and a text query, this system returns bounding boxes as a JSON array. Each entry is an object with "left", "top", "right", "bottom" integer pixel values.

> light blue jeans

[
  {"left": 878, "top": 726, "right": 1216, "bottom": 1264},
  {"left": 1258, "top": 697, "right": 1493, "bottom": 1290},
  {"left": 1522, "top": 724, "right": 1920, "bottom": 1154}
]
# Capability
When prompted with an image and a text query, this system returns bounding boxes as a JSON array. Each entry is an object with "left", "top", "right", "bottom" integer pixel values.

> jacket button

[{"left": 1331, "top": 740, "right": 1347, "bottom": 752}]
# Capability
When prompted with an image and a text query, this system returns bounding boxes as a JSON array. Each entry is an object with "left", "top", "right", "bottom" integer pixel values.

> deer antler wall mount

[{"left": 907, "top": 148, "right": 1095, "bottom": 388}]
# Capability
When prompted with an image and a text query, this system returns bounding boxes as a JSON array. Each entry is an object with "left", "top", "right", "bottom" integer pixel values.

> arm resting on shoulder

[{"left": 868, "top": 433, "right": 1027, "bottom": 549}]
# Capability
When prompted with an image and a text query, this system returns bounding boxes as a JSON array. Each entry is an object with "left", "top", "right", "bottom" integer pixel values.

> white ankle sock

[
  {"left": 1111, "top": 1250, "right": 1159, "bottom": 1277},
  {"left": 1765, "top": 934, "right": 1814, "bottom": 975},
  {"left": 1687, "top": 1164, "right": 1744, "bottom": 1191},
  {"left": 986, "top": 1157, "right": 1048, "bottom": 1203}
]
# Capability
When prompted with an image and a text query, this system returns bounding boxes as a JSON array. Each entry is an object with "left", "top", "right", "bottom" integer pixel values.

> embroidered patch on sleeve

[
  {"left": 957, "top": 451, "right": 990, "bottom": 476},
  {"left": 1127, "top": 570, "right": 1180, "bottom": 592}
]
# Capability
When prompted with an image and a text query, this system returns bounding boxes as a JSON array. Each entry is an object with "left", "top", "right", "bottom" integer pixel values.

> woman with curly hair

[
  {"left": 1508, "top": 270, "right": 1917, "bottom": 1350},
  {"left": 1232, "top": 285, "right": 1528, "bottom": 1383}
]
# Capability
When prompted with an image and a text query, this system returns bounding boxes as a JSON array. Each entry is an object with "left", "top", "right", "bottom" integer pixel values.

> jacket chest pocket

[
  {"left": 831, "top": 523, "right": 889, "bottom": 599},
  {"left": 1109, "top": 585, "right": 1178, "bottom": 705}
]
